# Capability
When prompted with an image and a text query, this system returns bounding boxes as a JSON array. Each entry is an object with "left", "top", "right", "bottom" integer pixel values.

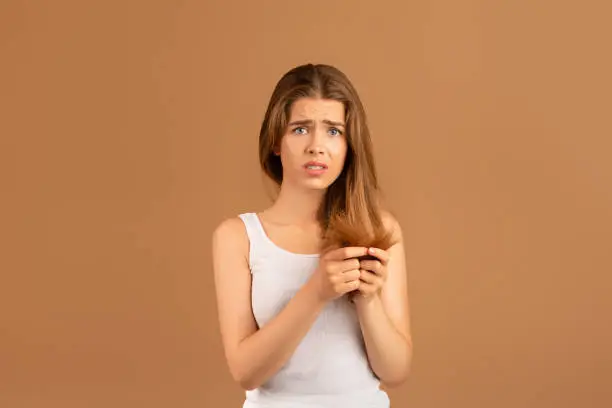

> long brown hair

[{"left": 259, "top": 63, "right": 396, "bottom": 253}]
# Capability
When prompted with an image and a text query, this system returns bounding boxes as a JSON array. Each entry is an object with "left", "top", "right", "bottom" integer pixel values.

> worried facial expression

[{"left": 276, "top": 97, "right": 348, "bottom": 191}]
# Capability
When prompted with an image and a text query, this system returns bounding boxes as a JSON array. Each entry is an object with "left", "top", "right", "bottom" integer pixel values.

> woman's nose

[
  {"left": 306, "top": 145, "right": 324, "bottom": 155},
  {"left": 305, "top": 128, "right": 325, "bottom": 154}
]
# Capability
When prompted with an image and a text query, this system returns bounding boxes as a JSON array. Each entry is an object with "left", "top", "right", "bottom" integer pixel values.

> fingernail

[{"left": 369, "top": 248, "right": 376, "bottom": 254}]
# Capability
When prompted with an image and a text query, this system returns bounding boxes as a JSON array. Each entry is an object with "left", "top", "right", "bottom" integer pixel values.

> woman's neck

[{"left": 266, "top": 182, "right": 325, "bottom": 226}]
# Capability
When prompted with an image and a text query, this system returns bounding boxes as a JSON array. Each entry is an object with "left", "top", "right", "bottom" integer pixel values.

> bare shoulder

[
  {"left": 380, "top": 210, "right": 403, "bottom": 243},
  {"left": 212, "top": 217, "right": 249, "bottom": 258},
  {"left": 213, "top": 216, "right": 248, "bottom": 242},
  {"left": 212, "top": 215, "right": 251, "bottom": 282}
]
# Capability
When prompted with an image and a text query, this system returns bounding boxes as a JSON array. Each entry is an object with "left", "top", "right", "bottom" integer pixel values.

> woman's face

[{"left": 277, "top": 97, "right": 348, "bottom": 191}]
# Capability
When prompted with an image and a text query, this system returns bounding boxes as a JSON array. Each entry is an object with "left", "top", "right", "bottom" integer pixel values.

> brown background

[{"left": 1, "top": 1, "right": 611, "bottom": 407}]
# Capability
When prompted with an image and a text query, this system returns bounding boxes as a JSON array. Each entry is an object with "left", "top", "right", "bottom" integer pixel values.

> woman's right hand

[{"left": 309, "top": 246, "right": 369, "bottom": 303}]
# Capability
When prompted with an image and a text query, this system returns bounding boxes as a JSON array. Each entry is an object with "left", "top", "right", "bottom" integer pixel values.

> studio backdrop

[{"left": 1, "top": 1, "right": 610, "bottom": 407}]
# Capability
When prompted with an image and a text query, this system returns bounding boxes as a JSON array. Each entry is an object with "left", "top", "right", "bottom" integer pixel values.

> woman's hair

[{"left": 259, "top": 63, "right": 397, "bottom": 253}]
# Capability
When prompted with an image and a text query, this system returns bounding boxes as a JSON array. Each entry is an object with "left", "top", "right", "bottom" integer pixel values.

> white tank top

[{"left": 238, "top": 212, "right": 390, "bottom": 408}]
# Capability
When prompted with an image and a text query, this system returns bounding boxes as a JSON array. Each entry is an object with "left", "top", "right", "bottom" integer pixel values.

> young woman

[{"left": 212, "top": 63, "right": 412, "bottom": 408}]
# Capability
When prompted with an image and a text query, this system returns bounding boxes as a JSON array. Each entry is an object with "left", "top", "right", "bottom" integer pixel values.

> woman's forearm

[
  {"left": 231, "top": 280, "right": 326, "bottom": 390},
  {"left": 355, "top": 294, "right": 413, "bottom": 387}
]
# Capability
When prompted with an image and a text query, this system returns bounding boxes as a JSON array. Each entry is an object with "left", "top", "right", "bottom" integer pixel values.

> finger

[
  {"left": 366, "top": 247, "right": 390, "bottom": 264},
  {"left": 330, "top": 269, "right": 360, "bottom": 284},
  {"left": 356, "top": 281, "right": 377, "bottom": 297},
  {"left": 359, "top": 269, "right": 380, "bottom": 284},
  {"left": 341, "top": 269, "right": 361, "bottom": 283},
  {"left": 337, "top": 279, "right": 360, "bottom": 294},
  {"left": 326, "top": 258, "right": 359, "bottom": 275},
  {"left": 340, "top": 258, "right": 361, "bottom": 273},
  {"left": 359, "top": 260, "right": 383, "bottom": 275},
  {"left": 326, "top": 246, "right": 369, "bottom": 261}
]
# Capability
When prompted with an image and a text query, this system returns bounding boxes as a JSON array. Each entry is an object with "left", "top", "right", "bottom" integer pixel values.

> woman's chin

[
  {"left": 283, "top": 175, "right": 337, "bottom": 192},
  {"left": 301, "top": 178, "right": 334, "bottom": 191}
]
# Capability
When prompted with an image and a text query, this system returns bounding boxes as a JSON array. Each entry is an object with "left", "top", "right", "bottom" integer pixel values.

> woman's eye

[
  {"left": 293, "top": 127, "right": 307, "bottom": 135},
  {"left": 329, "top": 128, "right": 342, "bottom": 136}
]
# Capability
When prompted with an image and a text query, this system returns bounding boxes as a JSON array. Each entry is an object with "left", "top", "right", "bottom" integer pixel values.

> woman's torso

[{"left": 238, "top": 212, "right": 389, "bottom": 408}]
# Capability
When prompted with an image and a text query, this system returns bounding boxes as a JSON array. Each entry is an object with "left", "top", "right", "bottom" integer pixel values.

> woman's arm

[
  {"left": 212, "top": 217, "right": 327, "bottom": 391},
  {"left": 355, "top": 214, "right": 413, "bottom": 387}
]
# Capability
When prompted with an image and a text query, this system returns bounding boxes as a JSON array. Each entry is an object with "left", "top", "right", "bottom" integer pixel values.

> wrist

[{"left": 353, "top": 291, "right": 382, "bottom": 312}]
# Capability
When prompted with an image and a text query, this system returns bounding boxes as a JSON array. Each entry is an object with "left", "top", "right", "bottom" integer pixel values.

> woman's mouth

[{"left": 304, "top": 161, "right": 328, "bottom": 176}]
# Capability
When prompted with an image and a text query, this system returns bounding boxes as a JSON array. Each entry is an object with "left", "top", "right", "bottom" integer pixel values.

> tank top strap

[{"left": 238, "top": 212, "right": 269, "bottom": 271}]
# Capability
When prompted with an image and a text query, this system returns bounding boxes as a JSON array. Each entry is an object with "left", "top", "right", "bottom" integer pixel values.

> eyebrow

[{"left": 288, "top": 119, "right": 345, "bottom": 127}]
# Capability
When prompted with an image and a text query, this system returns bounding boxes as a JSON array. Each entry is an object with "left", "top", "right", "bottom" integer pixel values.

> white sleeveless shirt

[{"left": 238, "top": 213, "right": 390, "bottom": 408}]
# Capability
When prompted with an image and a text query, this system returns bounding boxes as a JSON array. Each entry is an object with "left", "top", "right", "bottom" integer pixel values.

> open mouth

[
  {"left": 304, "top": 161, "right": 328, "bottom": 170},
  {"left": 303, "top": 162, "right": 328, "bottom": 176}
]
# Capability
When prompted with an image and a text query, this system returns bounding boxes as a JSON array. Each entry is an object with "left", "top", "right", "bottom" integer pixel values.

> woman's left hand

[{"left": 353, "top": 247, "right": 390, "bottom": 302}]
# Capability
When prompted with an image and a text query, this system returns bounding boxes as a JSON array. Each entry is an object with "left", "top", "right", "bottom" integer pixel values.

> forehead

[{"left": 289, "top": 97, "right": 345, "bottom": 122}]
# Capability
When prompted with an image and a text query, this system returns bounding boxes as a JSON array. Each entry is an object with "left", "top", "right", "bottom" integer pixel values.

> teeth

[{"left": 307, "top": 165, "right": 324, "bottom": 169}]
